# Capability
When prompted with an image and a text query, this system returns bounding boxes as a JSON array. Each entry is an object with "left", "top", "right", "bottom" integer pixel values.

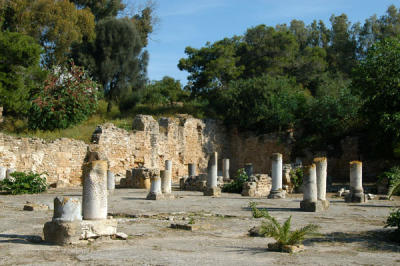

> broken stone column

[
  {"left": 53, "top": 197, "right": 82, "bottom": 222},
  {"left": 6, "top": 168, "right": 15, "bottom": 180},
  {"left": 244, "top": 163, "right": 253, "bottom": 178},
  {"left": 161, "top": 170, "right": 174, "bottom": 199},
  {"left": 300, "top": 164, "right": 322, "bottom": 212},
  {"left": 345, "top": 161, "right": 366, "bottom": 203},
  {"left": 0, "top": 166, "right": 6, "bottom": 181},
  {"left": 107, "top": 170, "right": 115, "bottom": 191},
  {"left": 268, "top": 153, "right": 285, "bottom": 199},
  {"left": 314, "top": 157, "right": 329, "bottom": 210},
  {"left": 188, "top": 163, "right": 196, "bottom": 177},
  {"left": 222, "top": 159, "right": 230, "bottom": 180},
  {"left": 82, "top": 160, "right": 108, "bottom": 220},
  {"left": 147, "top": 175, "right": 163, "bottom": 200},
  {"left": 204, "top": 152, "right": 221, "bottom": 196},
  {"left": 165, "top": 160, "right": 172, "bottom": 190}
]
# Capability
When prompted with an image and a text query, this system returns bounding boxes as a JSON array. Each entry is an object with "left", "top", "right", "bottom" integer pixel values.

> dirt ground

[{"left": 0, "top": 187, "right": 400, "bottom": 266}]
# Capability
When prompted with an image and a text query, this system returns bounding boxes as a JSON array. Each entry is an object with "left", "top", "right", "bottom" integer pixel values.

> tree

[
  {"left": 178, "top": 36, "right": 244, "bottom": 96},
  {"left": 0, "top": 31, "right": 45, "bottom": 117},
  {"left": 70, "top": 0, "right": 125, "bottom": 21},
  {"left": 143, "top": 76, "right": 187, "bottom": 105},
  {"left": 352, "top": 37, "right": 400, "bottom": 157},
  {"left": 1, "top": 0, "right": 95, "bottom": 66},
  {"left": 93, "top": 17, "right": 145, "bottom": 112}
]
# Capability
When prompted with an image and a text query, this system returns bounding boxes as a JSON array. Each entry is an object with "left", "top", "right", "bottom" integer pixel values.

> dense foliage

[
  {"left": 29, "top": 62, "right": 99, "bottom": 130},
  {"left": 222, "top": 168, "right": 248, "bottom": 193},
  {"left": 0, "top": 31, "right": 46, "bottom": 117},
  {"left": 0, "top": 171, "right": 47, "bottom": 194}
]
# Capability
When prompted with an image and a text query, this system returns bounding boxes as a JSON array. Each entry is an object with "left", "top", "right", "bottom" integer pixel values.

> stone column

[
  {"left": 53, "top": 197, "right": 82, "bottom": 222},
  {"left": 204, "top": 152, "right": 221, "bottom": 196},
  {"left": 244, "top": 163, "right": 253, "bottom": 178},
  {"left": 165, "top": 160, "right": 172, "bottom": 188},
  {"left": 222, "top": 159, "right": 230, "bottom": 180},
  {"left": 345, "top": 161, "right": 366, "bottom": 203},
  {"left": 161, "top": 170, "right": 174, "bottom": 198},
  {"left": 314, "top": 157, "right": 329, "bottom": 209},
  {"left": 107, "top": 170, "right": 115, "bottom": 191},
  {"left": 300, "top": 164, "right": 321, "bottom": 212},
  {"left": 268, "top": 153, "right": 285, "bottom": 199},
  {"left": 188, "top": 163, "right": 196, "bottom": 177},
  {"left": 82, "top": 160, "right": 108, "bottom": 220},
  {"left": 6, "top": 168, "right": 15, "bottom": 180},
  {"left": 147, "top": 175, "right": 163, "bottom": 200},
  {"left": 0, "top": 166, "right": 6, "bottom": 181}
]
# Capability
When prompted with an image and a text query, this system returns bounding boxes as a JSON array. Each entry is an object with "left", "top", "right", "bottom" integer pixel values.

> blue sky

[{"left": 127, "top": 0, "right": 399, "bottom": 84}]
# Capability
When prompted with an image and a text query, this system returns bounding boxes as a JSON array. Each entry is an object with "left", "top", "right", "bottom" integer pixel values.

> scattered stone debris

[
  {"left": 367, "top": 193, "right": 376, "bottom": 200},
  {"left": 23, "top": 202, "right": 49, "bottom": 211},
  {"left": 113, "top": 232, "right": 128, "bottom": 240}
]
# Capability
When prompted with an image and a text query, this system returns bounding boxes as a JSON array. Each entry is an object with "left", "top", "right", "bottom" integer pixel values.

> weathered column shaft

[
  {"left": 82, "top": 160, "right": 108, "bottom": 220},
  {"left": 303, "top": 164, "right": 318, "bottom": 202},
  {"left": 350, "top": 161, "right": 363, "bottom": 192},
  {"left": 0, "top": 166, "right": 6, "bottom": 181},
  {"left": 53, "top": 197, "right": 82, "bottom": 221},
  {"left": 271, "top": 153, "right": 283, "bottom": 190},
  {"left": 165, "top": 160, "right": 172, "bottom": 189},
  {"left": 188, "top": 163, "right": 196, "bottom": 177},
  {"left": 207, "top": 152, "right": 218, "bottom": 188},
  {"left": 150, "top": 176, "right": 162, "bottom": 194},
  {"left": 314, "top": 157, "right": 327, "bottom": 201},
  {"left": 107, "top": 170, "right": 115, "bottom": 191},
  {"left": 222, "top": 159, "right": 230, "bottom": 179},
  {"left": 161, "top": 170, "right": 171, "bottom": 193}
]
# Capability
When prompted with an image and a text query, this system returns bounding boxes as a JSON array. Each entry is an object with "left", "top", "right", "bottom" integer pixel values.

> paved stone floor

[{"left": 0, "top": 187, "right": 400, "bottom": 265}]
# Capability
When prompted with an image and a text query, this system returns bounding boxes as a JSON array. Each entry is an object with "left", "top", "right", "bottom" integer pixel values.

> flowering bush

[{"left": 29, "top": 62, "right": 99, "bottom": 130}]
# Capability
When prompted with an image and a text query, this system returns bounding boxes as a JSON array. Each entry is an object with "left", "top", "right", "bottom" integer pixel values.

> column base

[
  {"left": 162, "top": 193, "right": 175, "bottom": 199},
  {"left": 268, "top": 189, "right": 286, "bottom": 199},
  {"left": 43, "top": 219, "right": 118, "bottom": 245},
  {"left": 203, "top": 187, "right": 221, "bottom": 197},
  {"left": 319, "top": 199, "right": 330, "bottom": 210},
  {"left": 300, "top": 200, "right": 325, "bottom": 212},
  {"left": 146, "top": 192, "right": 164, "bottom": 200},
  {"left": 345, "top": 191, "right": 367, "bottom": 203}
]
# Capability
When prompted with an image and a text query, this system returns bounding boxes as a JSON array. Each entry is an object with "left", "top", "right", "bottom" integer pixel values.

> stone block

[
  {"left": 203, "top": 187, "right": 221, "bottom": 197},
  {"left": 268, "top": 189, "right": 286, "bottom": 199},
  {"left": 23, "top": 202, "right": 49, "bottom": 211},
  {"left": 43, "top": 219, "right": 118, "bottom": 245},
  {"left": 146, "top": 192, "right": 164, "bottom": 200},
  {"left": 300, "top": 200, "right": 325, "bottom": 212}
]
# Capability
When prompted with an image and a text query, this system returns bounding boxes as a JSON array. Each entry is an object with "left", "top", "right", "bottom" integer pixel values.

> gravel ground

[{"left": 0, "top": 187, "right": 399, "bottom": 265}]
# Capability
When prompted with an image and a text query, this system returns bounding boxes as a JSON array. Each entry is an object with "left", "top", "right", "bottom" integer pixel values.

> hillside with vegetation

[{"left": 0, "top": 1, "right": 400, "bottom": 164}]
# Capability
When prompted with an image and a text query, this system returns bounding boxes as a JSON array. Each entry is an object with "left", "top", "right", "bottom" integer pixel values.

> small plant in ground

[
  {"left": 385, "top": 208, "right": 400, "bottom": 232},
  {"left": 222, "top": 168, "right": 248, "bottom": 193},
  {"left": 248, "top": 201, "right": 270, "bottom": 218},
  {"left": 249, "top": 204, "right": 319, "bottom": 251},
  {"left": 0, "top": 172, "right": 47, "bottom": 194},
  {"left": 188, "top": 217, "right": 195, "bottom": 225}
]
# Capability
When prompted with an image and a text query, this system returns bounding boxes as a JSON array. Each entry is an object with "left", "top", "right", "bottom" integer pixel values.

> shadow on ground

[
  {"left": 304, "top": 230, "right": 400, "bottom": 252},
  {"left": 0, "top": 234, "right": 51, "bottom": 245}
]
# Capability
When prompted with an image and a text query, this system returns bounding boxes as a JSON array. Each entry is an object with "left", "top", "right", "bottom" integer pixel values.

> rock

[
  {"left": 114, "top": 232, "right": 128, "bottom": 240},
  {"left": 267, "top": 242, "right": 305, "bottom": 253},
  {"left": 248, "top": 226, "right": 263, "bottom": 237},
  {"left": 367, "top": 193, "right": 376, "bottom": 200},
  {"left": 23, "top": 202, "right": 49, "bottom": 211}
]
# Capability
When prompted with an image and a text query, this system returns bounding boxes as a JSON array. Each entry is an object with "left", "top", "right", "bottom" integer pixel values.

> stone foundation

[
  {"left": 119, "top": 167, "right": 157, "bottom": 189},
  {"left": 300, "top": 200, "right": 326, "bottom": 212},
  {"left": 43, "top": 219, "right": 118, "bottom": 245},
  {"left": 203, "top": 187, "right": 221, "bottom": 197},
  {"left": 241, "top": 174, "right": 272, "bottom": 197}
]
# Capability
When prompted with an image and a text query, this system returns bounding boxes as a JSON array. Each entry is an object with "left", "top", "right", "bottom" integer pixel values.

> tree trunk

[{"left": 107, "top": 101, "right": 112, "bottom": 113}]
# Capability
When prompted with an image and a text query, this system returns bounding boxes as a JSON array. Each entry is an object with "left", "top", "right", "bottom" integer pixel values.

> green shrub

[
  {"left": 0, "top": 172, "right": 47, "bottom": 195},
  {"left": 29, "top": 61, "right": 99, "bottom": 130},
  {"left": 379, "top": 166, "right": 400, "bottom": 197},
  {"left": 222, "top": 168, "right": 248, "bottom": 193},
  {"left": 289, "top": 167, "right": 304, "bottom": 190},
  {"left": 385, "top": 208, "right": 400, "bottom": 232}
]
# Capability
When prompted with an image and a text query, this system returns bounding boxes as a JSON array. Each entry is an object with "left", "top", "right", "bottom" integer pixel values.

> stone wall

[
  {"left": 0, "top": 133, "right": 87, "bottom": 186},
  {"left": 0, "top": 114, "right": 381, "bottom": 187}
]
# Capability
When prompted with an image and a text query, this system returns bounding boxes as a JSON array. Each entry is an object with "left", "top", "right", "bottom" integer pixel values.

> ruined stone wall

[
  {"left": 0, "top": 133, "right": 87, "bottom": 186},
  {"left": 92, "top": 115, "right": 228, "bottom": 183}
]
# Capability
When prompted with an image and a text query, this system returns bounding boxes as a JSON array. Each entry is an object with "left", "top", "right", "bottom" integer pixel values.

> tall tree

[
  {"left": 70, "top": 0, "right": 125, "bottom": 22},
  {"left": 1, "top": 0, "right": 95, "bottom": 66},
  {"left": 93, "top": 17, "right": 145, "bottom": 112}
]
